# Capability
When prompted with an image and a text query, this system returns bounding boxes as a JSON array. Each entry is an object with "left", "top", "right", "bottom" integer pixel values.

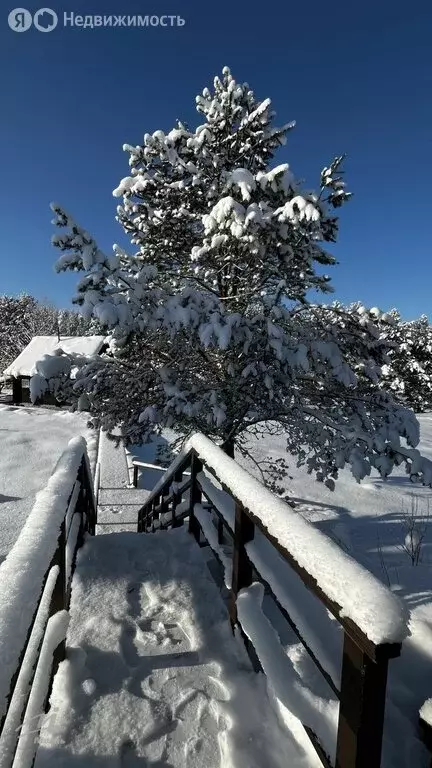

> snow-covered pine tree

[
  {"left": 57, "top": 307, "right": 102, "bottom": 337},
  {"left": 0, "top": 294, "right": 37, "bottom": 373},
  {"left": 305, "top": 303, "right": 432, "bottom": 415},
  {"left": 378, "top": 312, "right": 432, "bottom": 412},
  {"left": 35, "top": 67, "right": 432, "bottom": 486}
]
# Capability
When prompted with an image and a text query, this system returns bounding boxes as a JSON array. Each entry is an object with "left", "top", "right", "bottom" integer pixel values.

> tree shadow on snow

[{"left": 0, "top": 493, "right": 21, "bottom": 503}]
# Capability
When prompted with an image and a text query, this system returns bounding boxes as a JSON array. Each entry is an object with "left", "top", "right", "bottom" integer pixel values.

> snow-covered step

[
  {"left": 35, "top": 528, "right": 318, "bottom": 768},
  {"left": 96, "top": 430, "right": 151, "bottom": 533},
  {"left": 98, "top": 429, "right": 130, "bottom": 490},
  {"left": 98, "top": 488, "right": 151, "bottom": 507},
  {"left": 97, "top": 488, "right": 151, "bottom": 533}
]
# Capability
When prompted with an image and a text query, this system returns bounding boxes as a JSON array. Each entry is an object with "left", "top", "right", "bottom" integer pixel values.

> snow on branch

[{"left": 44, "top": 67, "right": 432, "bottom": 491}]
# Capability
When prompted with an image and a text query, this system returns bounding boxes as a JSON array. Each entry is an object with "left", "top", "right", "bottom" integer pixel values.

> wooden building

[{"left": 2, "top": 335, "right": 107, "bottom": 405}]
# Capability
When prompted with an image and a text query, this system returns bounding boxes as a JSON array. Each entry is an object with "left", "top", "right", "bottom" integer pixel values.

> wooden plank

[
  {"left": 229, "top": 501, "right": 254, "bottom": 627},
  {"left": 154, "top": 478, "right": 192, "bottom": 519},
  {"left": 335, "top": 631, "right": 390, "bottom": 768},
  {"left": 189, "top": 454, "right": 202, "bottom": 543},
  {"left": 78, "top": 456, "right": 96, "bottom": 535},
  {"left": 171, "top": 468, "right": 184, "bottom": 528},
  {"left": 50, "top": 520, "right": 67, "bottom": 671},
  {"left": 217, "top": 515, "right": 224, "bottom": 545},
  {"left": 132, "top": 460, "right": 173, "bottom": 472},
  {"left": 198, "top": 483, "right": 234, "bottom": 536}
]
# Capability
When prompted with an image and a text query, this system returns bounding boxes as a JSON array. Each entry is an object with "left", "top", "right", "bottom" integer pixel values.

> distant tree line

[{"left": 353, "top": 305, "right": 432, "bottom": 414}]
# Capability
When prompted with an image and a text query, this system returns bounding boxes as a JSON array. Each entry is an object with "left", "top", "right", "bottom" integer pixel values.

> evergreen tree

[
  {"left": 57, "top": 307, "right": 101, "bottom": 336},
  {"left": 0, "top": 294, "right": 58, "bottom": 373},
  {"left": 34, "top": 67, "right": 432, "bottom": 487},
  {"left": 378, "top": 312, "right": 432, "bottom": 412}
]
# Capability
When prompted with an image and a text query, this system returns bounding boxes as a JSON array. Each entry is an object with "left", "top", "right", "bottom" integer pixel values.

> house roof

[{"left": 3, "top": 336, "right": 107, "bottom": 378}]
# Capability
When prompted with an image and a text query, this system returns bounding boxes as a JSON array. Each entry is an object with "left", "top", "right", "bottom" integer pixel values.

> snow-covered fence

[
  {"left": 136, "top": 432, "right": 410, "bottom": 768},
  {"left": 0, "top": 437, "right": 96, "bottom": 766}
]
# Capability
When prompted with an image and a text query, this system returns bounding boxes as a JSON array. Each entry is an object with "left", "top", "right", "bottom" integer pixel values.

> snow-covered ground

[
  {"left": 0, "top": 405, "right": 97, "bottom": 563},
  {"left": 35, "top": 528, "right": 320, "bottom": 767}
]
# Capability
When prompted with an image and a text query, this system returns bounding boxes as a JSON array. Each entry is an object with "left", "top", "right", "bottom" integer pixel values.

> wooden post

[
  {"left": 229, "top": 501, "right": 254, "bottom": 628},
  {"left": 133, "top": 464, "right": 139, "bottom": 488},
  {"left": 161, "top": 485, "right": 170, "bottom": 522},
  {"left": 152, "top": 496, "right": 160, "bottom": 532},
  {"left": 50, "top": 520, "right": 67, "bottom": 668},
  {"left": 217, "top": 516, "right": 224, "bottom": 545},
  {"left": 51, "top": 521, "right": 66, "bottom": 614},
  {"left": 335, "top": 631, "right": 391, "bottom": 768},
  {"left": 172, "top": 468, "right": 184, "bottom": 528},
  {"left": 189, "top": 454, "right": 203, "bottom": 542},
  {"left": 145, "top": 501, "right": 153, "bottom": 532},
  {"left": 78, "top": 458, "right": 96, "bottom": 535},
  {"left": 12, "top": 377, "right": 22, "bottom": 405},
  {"left": 138, "top": 496, "right": 148, "bottom": 533}
]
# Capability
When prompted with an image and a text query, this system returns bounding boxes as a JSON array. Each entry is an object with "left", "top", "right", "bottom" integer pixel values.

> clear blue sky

[{"left": 1, "top": 0, "right": 431, "bottom": 318}]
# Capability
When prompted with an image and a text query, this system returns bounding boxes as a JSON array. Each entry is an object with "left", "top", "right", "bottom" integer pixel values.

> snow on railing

[
  {"left": 136, "top": 431, "right": 411, "bottom": 768},
  {"left": 0, "top": 437, "right": 96, "bottom": 765},
  {"left": 187, "top": 434, "right": 409, "bottom": 646}
]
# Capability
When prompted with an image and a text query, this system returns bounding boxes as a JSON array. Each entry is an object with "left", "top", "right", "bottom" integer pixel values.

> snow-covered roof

[{"left": 3, "top": 336, "right": 107, "bottom": 378}]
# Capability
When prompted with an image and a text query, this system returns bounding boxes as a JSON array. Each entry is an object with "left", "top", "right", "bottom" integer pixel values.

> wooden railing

[
  {"left": 131, "top": 458, "right": 190, "bottom": 489},
  {"left": 136, "top": 437, "right": 407, "bottom": 768},
  {"left": 137, "top": 451, "right": 193, "bottom": 533},
  {"left": 0, "top": 440, "right": 96, "bottom": 767}
]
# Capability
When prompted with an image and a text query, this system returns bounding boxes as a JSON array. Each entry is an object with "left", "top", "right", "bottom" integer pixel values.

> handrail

[
  {"left": 131, "top": 458, "right": 191, "bottom": 488},
  {"left": 136, "top": 432, "right": 409, "bottom": 768},
  {"left": 0, "top": 437, "right": 96, "bottom": 766},
  {"left": 136, "top": 449, "right": 192, "bottom": 521}
]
